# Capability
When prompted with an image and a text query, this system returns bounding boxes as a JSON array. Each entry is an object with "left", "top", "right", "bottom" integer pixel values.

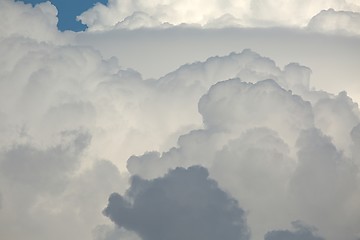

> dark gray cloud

[
  {"left": 104, "top": 166, "right": 250, "bottom": 240},
  {"left": 265, "top": 221, "right": 325, "bottom": 240}
]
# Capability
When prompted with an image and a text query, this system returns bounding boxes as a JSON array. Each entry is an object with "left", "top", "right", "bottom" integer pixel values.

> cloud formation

[
  {"left": 78, "top": 0, "right": 360, "bottom": 31},
  {"left": 1, "top": 1, "right": 360, "bottom": 240},
  {"left": 307, "top": 8, "right": 360, "bottom": 35},
  {"left": 104, "top": 166, "right": 250, "bottom": 240},
  {"left": 0, "top": 0, "right": 69, "bottom": 43},
  {"left": 126, "top": 53, "right": 360, "bottom": 240}
]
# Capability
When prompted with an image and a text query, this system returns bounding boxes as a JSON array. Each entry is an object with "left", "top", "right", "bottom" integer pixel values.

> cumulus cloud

[
  {"left": 0, "top": 0, "right": 70, "bottom": 43},
  {"left": 0, "top": 2, "right": 152, "bottom": 239},
  {"left": 127, "top": 56, "right": 316, "bottom": 179},
  {"left": 313, "top": 91, "right": 360, "bottom": 154},
  {"left": 308, "top": 8, "right": 360, "bottom": 35},
  {"left": 2, "top": 1, "right": 360, "bottom": 240},
  {"left": 198, "top": 79, "right": 314, "bottom": 143},
  {"left": 126, "top": 53, "right": 360, "bottom": 240},
  {"left": 103, "top": 166, "right": 250, "bottom": 240},
  {"left": 78, "top": 0, "right": 360, "bottom": 30}
]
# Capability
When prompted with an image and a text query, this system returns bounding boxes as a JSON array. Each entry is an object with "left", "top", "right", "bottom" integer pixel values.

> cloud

[
  {"left": 2, "top": 1, "right": 360, "bottom": 240},
  {"left": 265, "top": 221, "right": 325, "bottom": 240},
  {"left": 198, "top": 79, "right": 314, "bottom": 143},
  {"left": 93, "top": 224, "right": 141, "bottom": 240},
  {"left": 313, "top": 91, "right": 360, "bottom": 154},
  {"left": 78, "top": 0, "right": 360, "bottom": 30},
  {"left": 114, "top": 11, "right": 172, "bottom": 30},
  {"left": 0, "top": 2, "right": 143, "bottom": 239},
  {"left": 103, "top": 166, "right": 250, "bottom": 240},
  {"left": 75, "top": 27, "right": 360, "bottom": 104},
  {"left": 127, "top": 74, "right": 315, "bottom": 179},
  {"left": 0, "top": 0, "right": 70, "bottom": 43},
  {"left": 307, "top": 8, "right": 360, "bottom": 35},
  {"left": 125, "top": 53, "right": 360, "bottom": 239},
  {"left": 0, "top": 130, "right": 90, "bottom": 193},
  {"left": 289, "top": 128, "right": 360, "bottom": 240},
  {"left": 0, "top": 130, "right": 94, "bottom": 240}
]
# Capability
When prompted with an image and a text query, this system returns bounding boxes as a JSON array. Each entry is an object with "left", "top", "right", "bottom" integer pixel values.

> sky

[
  {"left": 1, "top": 1, "right": 360, "bottom": 240},
  {"left": 16, "top": 0, "right": 108, "bottom": 31}
]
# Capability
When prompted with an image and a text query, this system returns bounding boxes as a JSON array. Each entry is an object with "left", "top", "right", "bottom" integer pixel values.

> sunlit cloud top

[{"left": 78, "top": 0, "right": 360, "bottom": 31}]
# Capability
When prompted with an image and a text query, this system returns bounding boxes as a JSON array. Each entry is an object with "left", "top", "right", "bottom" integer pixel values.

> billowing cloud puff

[
  {"left": 308, "top": 8, "right": 360, "bottom": 35},
  {"left": 265, "top": 221, "right": 325, "bottom": 240},
  {"left": 127, "top": 76, "right": 314, "bottom": 179},
  {"left": 103, "top": 166, "right": 250, "bottom": 240},
  {"left": 79, "top": 0, "right": 360, "bottom": 31},
  {"left": 0, "top": 0, "right": 69, "bottom": 43},
  {"left": 198, "top": 79, "right": 314, "bottom": 143},
  {"left": 313, "top": 91, "right": 360, "bottom": 154}
]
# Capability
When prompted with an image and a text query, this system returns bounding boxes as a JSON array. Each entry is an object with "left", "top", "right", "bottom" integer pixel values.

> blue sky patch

[{"left": 16, "top": 0, "right": 108, "bottom": 31}]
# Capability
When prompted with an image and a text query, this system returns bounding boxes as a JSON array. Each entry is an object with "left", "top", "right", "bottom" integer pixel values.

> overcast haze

[{"left": 1, "top": 1, "right": 360, "bottom": 240}]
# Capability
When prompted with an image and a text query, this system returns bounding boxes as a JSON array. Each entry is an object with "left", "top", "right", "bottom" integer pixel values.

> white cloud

[
  {"left": 114, "top": 11, "right": 172, "bottom": 30},
  {"left": 78, "top": 0, "right": 360, "bottom": 31},
  {"left": 1, "top": 1, "right": 360, "bottom": 240},
  {"left": 0, "top": 0, "right": 70, "bottom": 43},
  {"left": 307, "top": 8, "right": 360, "bottom": 35},
  {"left": 313, "top": 92, "right": 360, "bottom": 155}
]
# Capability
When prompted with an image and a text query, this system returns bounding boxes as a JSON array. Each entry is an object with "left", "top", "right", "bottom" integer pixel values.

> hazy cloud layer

[
  {"left": 79, "top": 0, "right": 360, "bottom": 31},
  {"left": 75, "top": 28, "right": 360, "bottom": 103},
  {"left": 1, "top": 1, "right": 360, "bottom": 240},
  {"left": 104, "top": 166, "right": 250, "bottom": 240}
]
